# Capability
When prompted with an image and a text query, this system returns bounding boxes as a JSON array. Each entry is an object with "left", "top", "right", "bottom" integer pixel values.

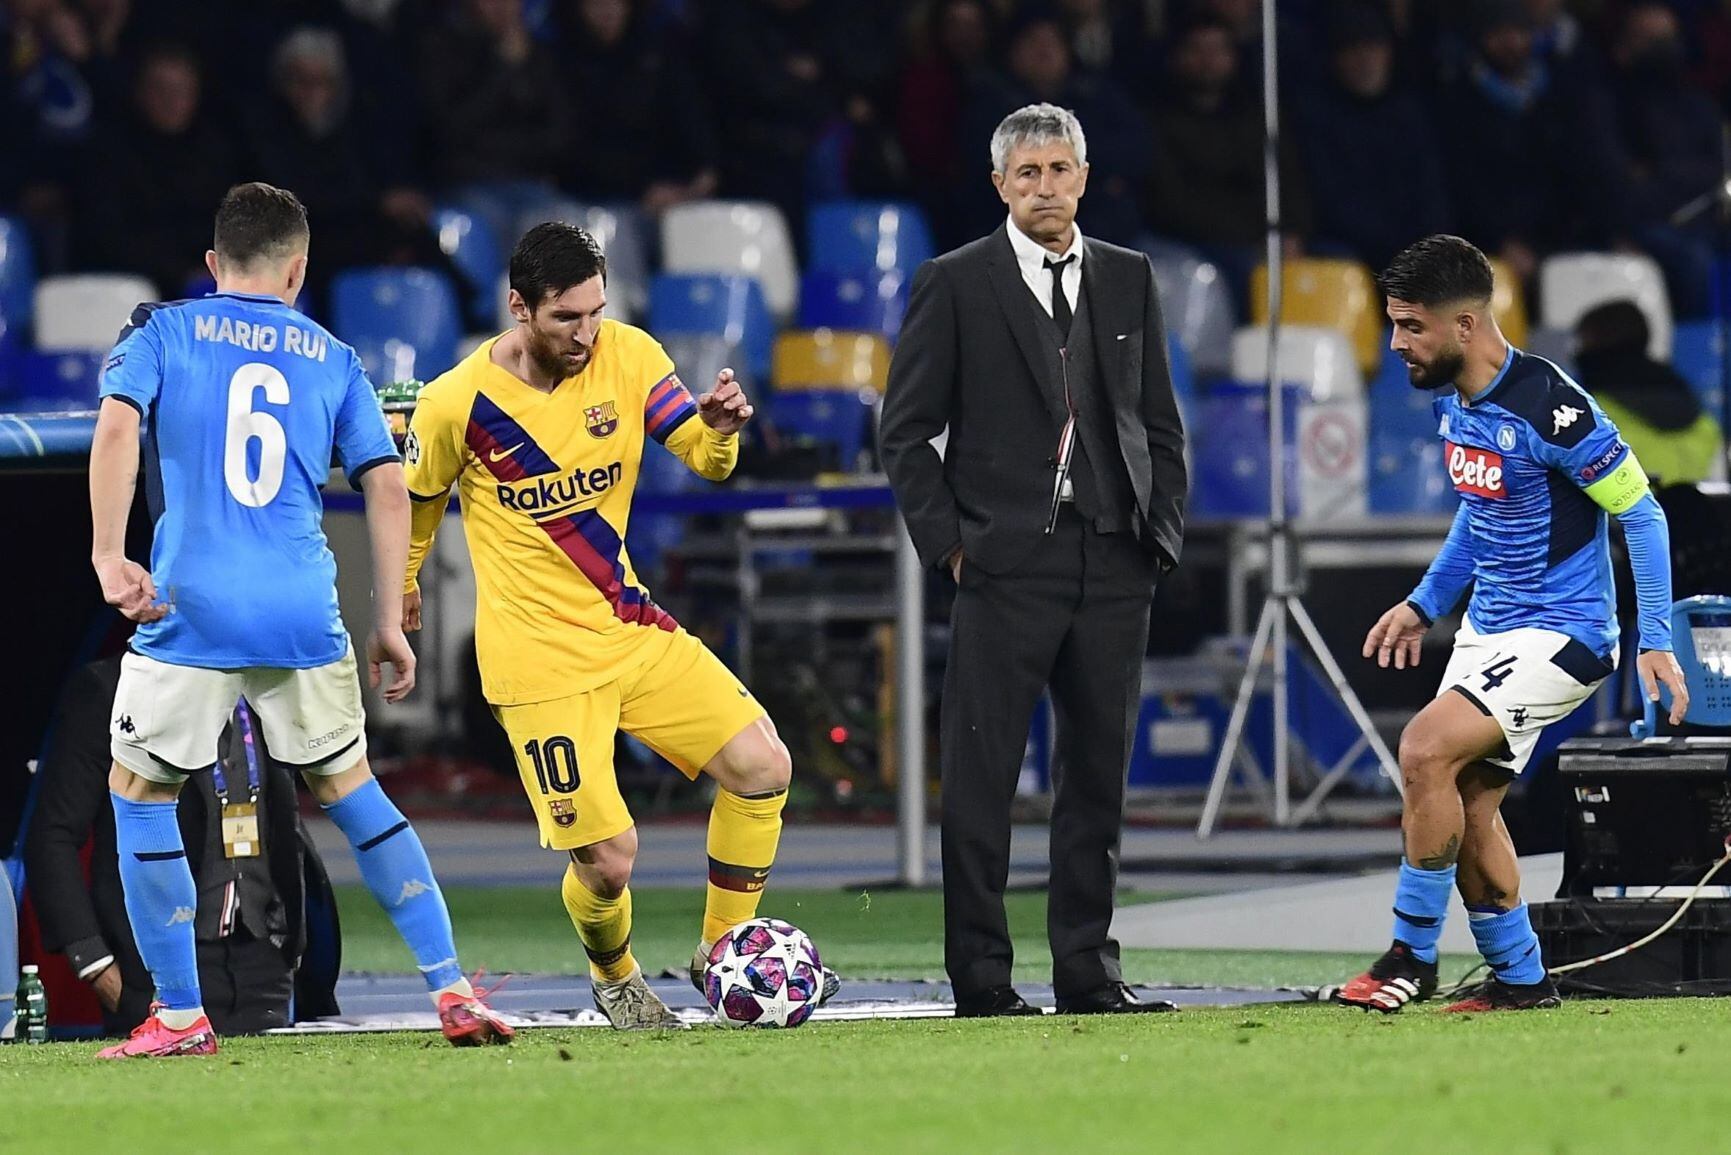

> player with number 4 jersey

[
  {"left": 1337, "top": 236, "right": 1690, "bottom": 1015},
  {"left": 89, "top": 183, "right": 508, "bottom": 1058}
]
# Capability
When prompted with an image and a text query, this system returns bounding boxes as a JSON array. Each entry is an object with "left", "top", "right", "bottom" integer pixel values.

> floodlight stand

[{"left": 1196, "top": 0, "right": 1402, "bottom": 837}]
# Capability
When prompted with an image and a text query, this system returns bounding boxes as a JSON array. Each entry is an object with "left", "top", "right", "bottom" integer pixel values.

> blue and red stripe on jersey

[
  {"left": 466, "top": 391, "right": 676, "bottom": 632},
  {"left": 645, "top": 374, "right": 697, "bottom": 445}
]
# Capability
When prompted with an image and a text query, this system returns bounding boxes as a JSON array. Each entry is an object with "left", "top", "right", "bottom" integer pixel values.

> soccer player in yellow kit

[{"left": 402, "top": 222, "right": 834, "bottom": 1029}]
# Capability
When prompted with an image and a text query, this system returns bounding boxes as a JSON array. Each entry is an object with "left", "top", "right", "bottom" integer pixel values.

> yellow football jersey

[{"left": 403, "top": 320, "right": 737, "bottom": 704}]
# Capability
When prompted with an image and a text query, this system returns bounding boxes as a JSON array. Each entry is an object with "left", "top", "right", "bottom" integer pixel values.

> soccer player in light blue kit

[
  {"left": 1340, "top": 235, "right": 1692, "bottom": 1013},
  {"left": 88, "top": 183, "right": 511, "bottom": 1057}
]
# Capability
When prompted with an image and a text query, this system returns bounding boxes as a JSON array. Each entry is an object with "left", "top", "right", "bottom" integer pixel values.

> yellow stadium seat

[
  {"left": 1488, "top": 258, "right": 1528, "bottom": 348},
  {"left": 1251, "top": 258, "right": 1381, "bottom": 378},
  {"left": 771, "top": 330, "right": 891, "bottom": 392}
]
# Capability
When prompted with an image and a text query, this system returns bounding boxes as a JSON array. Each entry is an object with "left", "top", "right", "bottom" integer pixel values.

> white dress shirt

[{"left": 1006, "top": 214, "right": 1083, "bottom": 319}]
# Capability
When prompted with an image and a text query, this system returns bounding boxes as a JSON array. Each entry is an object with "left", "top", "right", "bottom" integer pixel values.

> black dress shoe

[
  {"left": 1054, "top": 983, "right": 1179, "bottom": 1015},
  {"left": 953, "top": 986, "right": 1043, "bottom": 1018}
]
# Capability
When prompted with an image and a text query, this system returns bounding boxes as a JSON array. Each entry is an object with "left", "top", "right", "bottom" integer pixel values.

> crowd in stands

[{"left": 5, "top": 0, "right": 1731, "bottom": 318}]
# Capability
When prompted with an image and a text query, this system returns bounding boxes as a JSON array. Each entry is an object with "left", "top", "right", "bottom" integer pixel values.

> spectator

[
  {"left": 244, "top": 27, "right": 449, "bottom": 317},
  {"left": 1142, "top": 16, "right": 1309, "bottom": 303},
  {"left": 23, "top": 659, "right": 339, "bottom": 1037},
  {"left": 698, "top": 0, "right": 898, "bottom": 234},
  {"left": 417, "top": 0, "right": 571, "bottom": 190},
  {"left": 1607, "top": 1, "right": 1722, "bottom": 319},
  {"left": 555, "top": 0, "right": 718, "bottom": 215},
  {"left": 1, "top": 0, "right": 93, "bottom": 249},
  {"left": 1575, "top": 300, "right": 1723, "bottom": 487},
  {"left": 1298, "top": 3, "right": 1449, "bottom": 271},
  {"left": 1436, "top": 0, "right": 1611, "bottom": 284},
  {"left": 965, "top": 10, "right": 1148, "bottom": 245},
  {"left": 74, "top": 41, "right": 238, "bottom": 294},
  {"left": 68, "top": 0, "right": 142, "bottom": 115},
  {"left": 898, "top": 0, "right": 995, "bottom": 246}
]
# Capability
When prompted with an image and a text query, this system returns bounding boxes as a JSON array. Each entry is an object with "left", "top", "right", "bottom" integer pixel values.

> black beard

[
  {"left": 1407, "top": 347, "right": 1464, "bottom": 391},
  {"left": 527, "top": 329, "right": 585, "bottom": 381}
]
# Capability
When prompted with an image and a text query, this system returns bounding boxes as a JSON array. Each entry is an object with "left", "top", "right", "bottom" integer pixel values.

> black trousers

[
  {"left": 111, "top": 930, "right": 293, "bottom": 1037},
  {"left": 941, "top": 509, "right": 1155, "bottom": 998}
]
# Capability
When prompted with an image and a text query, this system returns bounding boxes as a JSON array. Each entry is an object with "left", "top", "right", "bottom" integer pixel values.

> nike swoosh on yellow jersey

[{"left": 489, "top": 443, "right": 524, "bottom": 462}]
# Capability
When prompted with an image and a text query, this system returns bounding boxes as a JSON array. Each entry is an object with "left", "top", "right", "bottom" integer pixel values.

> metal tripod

[{"left": 1195, "top": 0, "right": 1402, "bottom": 837}]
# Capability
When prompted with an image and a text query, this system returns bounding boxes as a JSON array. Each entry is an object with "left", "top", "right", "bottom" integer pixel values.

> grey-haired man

[{"left": 880, "top": 103, "right": 1188, "bottom": 1017}]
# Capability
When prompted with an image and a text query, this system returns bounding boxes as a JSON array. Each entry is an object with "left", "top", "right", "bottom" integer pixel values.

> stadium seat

[
  {"left": 1165, "top": 330, "right": 1196, "bottom": 424},
  {"left": 1487, "top": 258, "right": 1528, "bottom": 349},
  {"left": 1540, "top": 252, "right": 1673, "bottom": 360},
  {"left": 1671, "top": 319, "right": 1723, "bottom": 415},
  {"left": 434, "top": 206, "right": 505, "bottom": 326},
  {"left": 1367, "top": 433, "right": 1459, "bottom": 515},
  {"left": 1251, "top": 258, "right": 1382, "bottom": 379},
  {"left": 798, "top": 270, "right": 908, "bottom": 343},
  {"left": 771, "top": 330, "right": 891, "bottom": 393},
  {"left": 556, "top": 201, "right": 651, "bottom": 322},
  {"left": 33, "top": 274, "right": 157, "bottom": 352},
  {"left": 8, "top": 350, "right": 105, "bottom": 409},
  {"left": 662, "top": 332, "right": 748, "bottom": 394},
  {"left": 769, "top": 389, "right": 876, "bottom": 473},
  {"left": 1141, "top": 241, "right": 1235, "bottom": 378},
  {"left": 648, "top": 273, "right": 774, "bottom": 382},
  {"left": 331, "top": 267, "right": 462, "bottom": 385},
  {"left": 662, "top": 201, "right": 800, "bottom": 319},
  {"left": 806, "top": 200, "right": 935, "bottom": 279},
  {"left": 1230, "top": 324, "right": 1364, "bottom": 400},
  {"left": 0, "top": 215, "right": 38, "bottom": 350}
]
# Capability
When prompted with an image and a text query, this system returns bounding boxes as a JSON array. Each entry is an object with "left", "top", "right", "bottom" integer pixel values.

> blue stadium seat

[
  {"left": 0, "top": 216, "right": 37, "bottom": 352},
  {"left": 798, "top": 270, "right": 908, "bottom": 343},
  {"left": 1165, "top": 330, "right": 1195, "bottom": 422},
  {"left": 434, "top": 206, "right": 505, "bottom": 326},
  {"left": 5, "top": 350, "right": 105, "bottom": 409},
  {"left": 768, "top": 389, "right": 875, "bottom": 473},
  {"left": 331, "top": 268, "right": 462, "bottom": 384},
  {"left": 1672, "top": 319, "right": 1723, "bottom": 416},
  {"left": 648, "top": 273, "right": 774, "bottom": 382},
  {"left": 1187, "top": 383, "right": 1299, "bottom": 519},
  {"left": 1366, "top": 348, "right": 1457, "bottom": 515},
  {"left": 806, "top": 201, "right": 935, "bottom": 279}
]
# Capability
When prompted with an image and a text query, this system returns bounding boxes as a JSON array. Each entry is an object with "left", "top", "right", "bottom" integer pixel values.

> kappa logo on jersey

[
  {"left": 1552, "top": 404, "right": 1584, "bottom": 435},
  {"left": 1446, "top": 442, "right": 1506, "bottom": 498},
  {"left": 396, "top": 879, "right": 430, "bottom": 905},
  {"left": 585, "top": 400, "right": 620, "bottom": 439},
  {"left": 1439, "top": 414, "right": 1451, "bottom": 438}
]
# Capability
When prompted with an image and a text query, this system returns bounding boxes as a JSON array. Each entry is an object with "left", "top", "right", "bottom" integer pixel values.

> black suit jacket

[
  {"left": 21, "top": 659, "right": 341, "bottom": 1026},
  {"left": 879, "top": 224, "right": 1188, "bottom": 575}
]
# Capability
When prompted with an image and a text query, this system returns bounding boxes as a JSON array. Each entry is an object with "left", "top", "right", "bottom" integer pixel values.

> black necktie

[{"left": 1045, "top": 255, "right": 1074, "bottom": 336}]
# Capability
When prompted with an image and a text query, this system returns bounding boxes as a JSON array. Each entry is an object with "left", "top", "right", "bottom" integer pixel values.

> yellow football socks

[
  {"left": 562, "top": 864, "right": 637, "bottom": 983},
  {"left": 702, "top": 788, "right": 787, "bottom": 945}
]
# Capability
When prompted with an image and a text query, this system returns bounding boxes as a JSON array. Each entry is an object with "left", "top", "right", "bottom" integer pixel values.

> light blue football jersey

[{"left": 99, "top": 292, "right": 398, "bottom": 669}]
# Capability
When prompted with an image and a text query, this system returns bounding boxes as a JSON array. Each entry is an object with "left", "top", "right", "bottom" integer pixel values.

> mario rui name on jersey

[{"left": 193, "top": 313, "right": 330, "bottom": 361}]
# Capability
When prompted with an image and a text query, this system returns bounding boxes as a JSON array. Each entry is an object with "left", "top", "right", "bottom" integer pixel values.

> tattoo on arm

[{"left": 1416, "top": 835, "right": 1461, "bottom": 871}]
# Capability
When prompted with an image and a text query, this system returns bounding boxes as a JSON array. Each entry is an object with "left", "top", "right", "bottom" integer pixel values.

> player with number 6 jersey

[
  {"left": 88, "top": 183, "right": 509, "bottom": 1058},
  {"left": 1337, "top": 236, "right": 1691, "bottom": 1016}
]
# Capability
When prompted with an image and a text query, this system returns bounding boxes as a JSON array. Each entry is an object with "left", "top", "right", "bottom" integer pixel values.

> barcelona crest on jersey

[{"left": 585, "top": 400, "right": 619, "bottom": 438}]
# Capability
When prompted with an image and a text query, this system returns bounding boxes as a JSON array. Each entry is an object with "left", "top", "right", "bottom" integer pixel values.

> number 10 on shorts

[{"left": 524, "top": 736, "right": 580, "bottom": 794}]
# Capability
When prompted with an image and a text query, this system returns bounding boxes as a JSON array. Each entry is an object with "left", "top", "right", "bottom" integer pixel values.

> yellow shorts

[{"left": 493, "top": 628, "right": 766, "bottom": 850}]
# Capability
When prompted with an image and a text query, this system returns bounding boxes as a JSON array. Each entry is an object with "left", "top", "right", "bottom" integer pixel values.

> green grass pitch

[{"left": 4, "top": 886, "right": 1726, "bottom": 1154}]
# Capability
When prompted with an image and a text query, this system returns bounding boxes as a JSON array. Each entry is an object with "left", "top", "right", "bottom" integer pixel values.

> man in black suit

[{"left": 880, "top": 103, "right": 1187, "bottom": 1017}]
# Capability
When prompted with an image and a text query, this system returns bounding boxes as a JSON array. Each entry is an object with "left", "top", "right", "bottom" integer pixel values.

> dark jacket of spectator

[
  {"left": 1143, "top": 18, "right": 1310, "bottom": 251},
  {"left": 556, "top": 0, "right": 718, "bottom": 210},
  {"left": 416, "top": 0, "right": 571, "bottom": 188},
  {"left": 23, "top": 659, "right": 341, "bottom": 1037},
  {"left": 74, "top": 43, "right": 238, "bottom": 294},
  {"left": 1299, "top": 6, "right": 1450, "bottom": 270}
]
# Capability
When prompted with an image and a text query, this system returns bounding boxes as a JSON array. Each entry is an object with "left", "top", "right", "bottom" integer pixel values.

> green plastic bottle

[{"left": 16, "top": 964, "right": 46, "bottom": 1044}]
